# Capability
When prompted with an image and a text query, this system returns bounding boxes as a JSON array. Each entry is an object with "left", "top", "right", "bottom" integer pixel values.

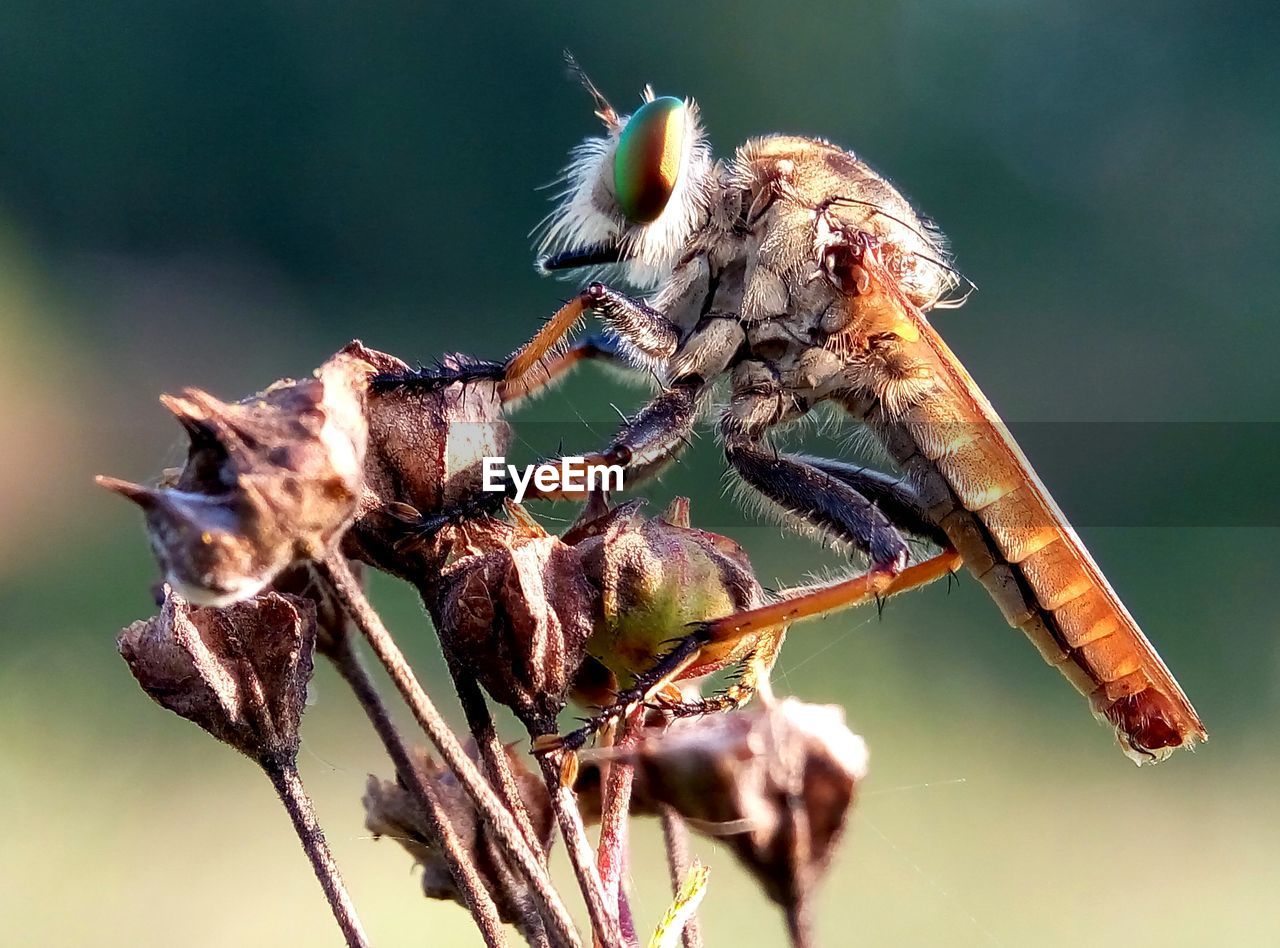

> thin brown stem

[
  {"left": 659, "top": 808, "right": 704, "bottom": 948},
  {"left": 447, "top": 654, "right": 546, "bottom": 856},
  {"left": 327, "top": 632, "right": 510, "bottom": 947},
  {"left": 596, "top": 710, "right": 642, "bottom": 942},
  {"left": 444, "top": 656, "right": 563, "bottom": 947},
  {"left": 262, "top": 757, "right": 370, "bottom": 948},
  {"left": 785, "top": 902, "right": 813, "bottom": 948},
  {"left": 319, "top": 553, "right": 581, "bottom": 948},
  {"left": 527, "top": 721, "right": 625, "bottom": 948}
]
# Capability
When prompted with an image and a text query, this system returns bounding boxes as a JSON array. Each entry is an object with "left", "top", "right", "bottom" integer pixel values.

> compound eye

[{"left": 613, "top": 96, "right": 687, "bottom": 224}]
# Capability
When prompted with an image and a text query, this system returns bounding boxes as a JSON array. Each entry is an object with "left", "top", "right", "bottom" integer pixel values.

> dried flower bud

[
  {"left": 573, "top": 498, "right": 767, "bottom": 702},
  {"left": 99, "top": 353, "right": 368, "bottom": 605},
  {"left": 626, "top": 699, "right": 867, "bottom": 914},
  {"left": 118, "top": 587, "right": 317, "bottom": 764},
  {"left": 435, "top": 504, "right": 595, "bottom": 725},
  {"left": 364, "top": 743, "right": 553, "bottom": 923},
  {"left": 336, "top": 342, "right": 510, "bottom": 573}
]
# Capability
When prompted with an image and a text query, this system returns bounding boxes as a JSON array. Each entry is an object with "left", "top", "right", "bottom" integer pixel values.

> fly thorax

[
  {"left": 672, "top": 315, "right": 747, "bottom": 383},
  {"left": 791, "top": 347, "right": 848, "bottom": 399}
]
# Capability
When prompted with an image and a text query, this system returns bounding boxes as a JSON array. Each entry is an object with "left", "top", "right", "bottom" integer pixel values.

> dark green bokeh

[{"left": 1, "top": 3, "right": 1276, "bottom": 944}]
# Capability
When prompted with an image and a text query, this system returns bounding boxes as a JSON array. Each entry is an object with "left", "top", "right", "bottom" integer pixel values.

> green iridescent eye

[{"left": 613, "top": 96, "right": 687, "bottom": 224}]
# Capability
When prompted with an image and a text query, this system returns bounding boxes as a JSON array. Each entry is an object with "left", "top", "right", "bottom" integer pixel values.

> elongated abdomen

[{"left": 872, "top": 342, "right": 1205, "bottom": 762}]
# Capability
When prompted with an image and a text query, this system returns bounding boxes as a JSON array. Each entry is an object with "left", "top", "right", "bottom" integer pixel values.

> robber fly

[{"left": 377, "top": 63, "right": 1205, "bottom": 763}]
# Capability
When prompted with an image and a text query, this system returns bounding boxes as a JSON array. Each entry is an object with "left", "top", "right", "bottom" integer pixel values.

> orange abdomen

[{"left": 874, "top": 346, "right": 1205, "bottom": 762}]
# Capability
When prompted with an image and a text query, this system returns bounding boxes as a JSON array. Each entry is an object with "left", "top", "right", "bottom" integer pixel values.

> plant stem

[
  {"left": 320, "top": 553, "right": 581, "bottom": 948},
  {"left": 444, "top": 657, "right": 564, "bottom": 947},
  {"left": 659, "top": 808, "right": 704, "bottom": 948},
  {"left": 447, "top": 655, "right": 546, "bottom": 856},
  {"left": 527, "top": 721, "right": 625, "bottom": 948},
  {"left": 327, "top": 632, "right": 510, "bottom": 947},
  {"left": 262, "top": 757, "right": 370, "bottom": 948},
  {"left": 784, "top": 789, "right": 813, "bottom": 948},
  {"left": 618, "top": 889, "right": 637, "bottom": 946},
  {"left": 596, "top": 710, "right": 642, "bottom": 941},
  {"left": 785, "top": 903, "right": 812, "bottom": 948}
]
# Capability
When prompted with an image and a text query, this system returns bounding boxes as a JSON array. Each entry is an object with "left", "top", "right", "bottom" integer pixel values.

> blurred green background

[{"left": 2, "top": 2, "right": 1277, "bottom": 944}]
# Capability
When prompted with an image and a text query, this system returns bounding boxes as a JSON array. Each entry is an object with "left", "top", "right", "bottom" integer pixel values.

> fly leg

[
  {"left": 710, "top": 403, "right": 961, "bottom": 641},
  {"left": 539, "top": 625, "right": 715, "bottom": 754},
  {"left": 370, "top": 292, "right": 592, "bottom": 395},
  {"left": 544, "top": 630, "right": 786, "bottom": 754},
  {"left": 521, "top": 379, "right": 704, "bottom": 501},
  {"left": 499, "top": 332, "right": 626, "bottom": 405},
  {"left": 586, "top": 284, "right": 680, "bottom": 365},
  {"left": 371, "top": 282, "right": 676, "bottom": 399},
  {"left": 724, "top": 431, "right": 914, "bottom": 570},
  {"left": 658, "top": 628, "right": 787, "bottom": 718},
  {"left": 690, "top": 547, "right": 962, "bottom": 643},
  {"left": 796, "top": 455, "right": 950, "bottom": 547},
  {"left": 524, "top": 304, "right": 747, "bottom": 501}
]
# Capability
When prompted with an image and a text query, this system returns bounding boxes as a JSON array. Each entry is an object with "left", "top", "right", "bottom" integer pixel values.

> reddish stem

[{"left": 595, "top": 709, "right": 644, "bottom": 944}]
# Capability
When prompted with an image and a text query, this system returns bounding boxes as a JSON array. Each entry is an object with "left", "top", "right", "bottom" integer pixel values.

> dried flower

[
  {"left": 118, "top": 587, "right": 317, "bottom": 765},
  {"left": 435, "top": 503, "right": 595, "bottom": 726},
  {"left": 119, "top": 586, "right": 371, "bottom": 946},
  {"left": 337, "top": 342, "right": 510, "bottom": 574},
  {"left": 99, "top": 353, "right": 368, "bottom": 605},
  {"left": 620, "top": 700, "right": 867, "bottom": 919},
  {"left": 364, "top": 743, "right": 554, "bottom": 924},
  {"left": 270, "top": 560, "right": 361, "bottom": 660}
]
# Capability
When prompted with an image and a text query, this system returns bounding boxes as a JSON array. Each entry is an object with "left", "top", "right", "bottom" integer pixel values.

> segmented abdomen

[{"left": 873, "top": 387, "right": 1205, "bottom": 762}]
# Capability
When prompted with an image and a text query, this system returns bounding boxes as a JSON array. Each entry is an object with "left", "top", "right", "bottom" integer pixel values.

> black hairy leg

[
  {"left": 795, "top": 455, "right": 950, "bottom": 547},
  {"left": 586, "top": 283, "right": 680, "bottom": 362},
  {"left": 723, "top": 433, "right": 912, "bottom": 569},
  {"left": 540, "top": 626, "right": 713, "bottom": 754},
  {"left": 522, "top": 380, "right": 704, "bottom": 501}
]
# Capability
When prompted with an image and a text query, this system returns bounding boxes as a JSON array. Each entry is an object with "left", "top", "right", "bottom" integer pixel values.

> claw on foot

[{"left": 531, "top": 733, "right": 566, "bottom": 754}]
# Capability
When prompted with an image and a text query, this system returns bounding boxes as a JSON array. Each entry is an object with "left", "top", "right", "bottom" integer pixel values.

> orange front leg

[{"left": 501, "top": 294, "right": 591, "bottom": 385}]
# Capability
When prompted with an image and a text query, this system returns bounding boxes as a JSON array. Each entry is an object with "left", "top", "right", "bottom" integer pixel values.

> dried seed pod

[
  {"left": 573, "top": 497, "right": 768, "bottom": 700},
  {"left": 119, "top": 587, "right": 371, "bottom": 945},
  {"left": 364, "top": 743, "right": 554, "bottom": 924},
  {"left": 626, "top": 699, "right": 867, "bottom": 916},
  {"left": 118, "top": 587, "right": 317, "bottom": 764},
  {"left": 336, "top": 342, "right": 511, "bottom": 575},
  {"left": 352, "top": 343, "right": 509, "bottom": 516},
  {"left": 99, "top": 352, "right": 369, "bottom": 606},
  {"left": 434, "top": 503, "right": 595, "bottom": 725}
]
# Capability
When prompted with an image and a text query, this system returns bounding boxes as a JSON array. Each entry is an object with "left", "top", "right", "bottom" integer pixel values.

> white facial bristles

[{"left": 534, "top": 96, "right": 715, "bottom": 291}]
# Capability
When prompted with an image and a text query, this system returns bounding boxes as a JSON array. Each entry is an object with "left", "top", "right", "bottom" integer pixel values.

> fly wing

[{"left": 852, "top": 250, "right": 1206, "bottom": 762}]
